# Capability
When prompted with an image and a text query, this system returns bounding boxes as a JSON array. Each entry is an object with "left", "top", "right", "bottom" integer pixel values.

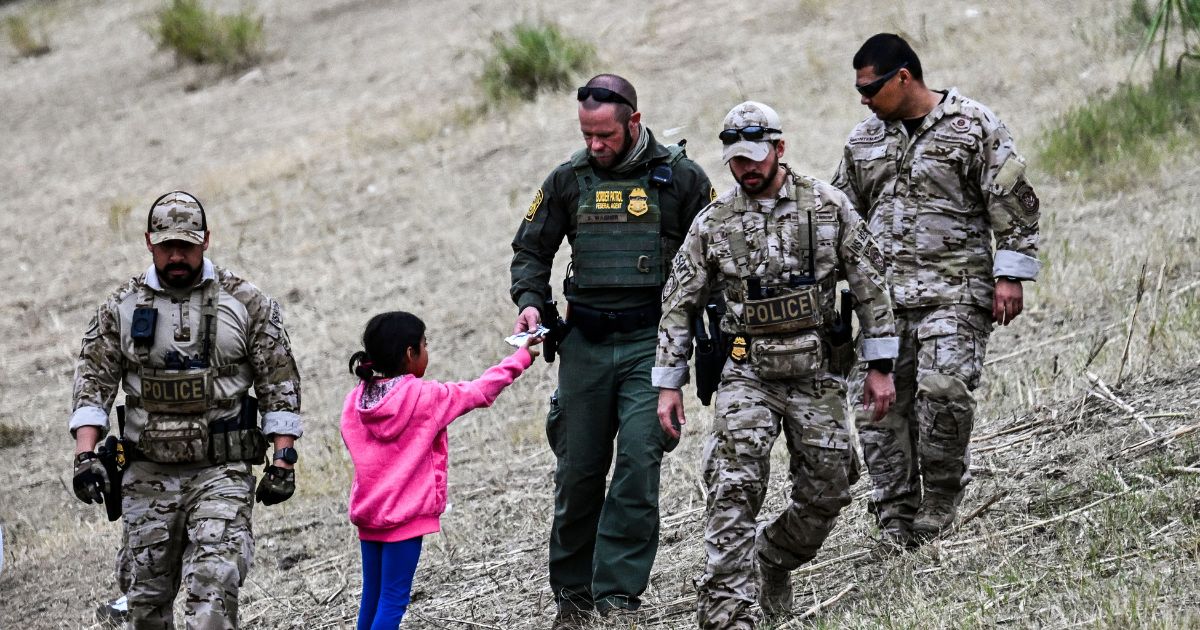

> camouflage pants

[
  {"left": 854, "top": 304, "right": 991, "bottom": 527},
  {"left": 696, "top": 361, "right": 856, "bottom": 630},
  {"left": 119, "top": 460, "right": 255, "bottom": 630}
]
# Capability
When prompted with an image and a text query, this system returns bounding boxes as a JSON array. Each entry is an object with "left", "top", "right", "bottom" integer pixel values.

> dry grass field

[{"left": 2, "top": 0, "right": 1199, "bottom": 628}]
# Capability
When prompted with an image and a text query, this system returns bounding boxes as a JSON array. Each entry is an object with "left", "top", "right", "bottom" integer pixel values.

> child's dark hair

[{"left": 348, "top": 311, "right": 426, "bottom": 381}]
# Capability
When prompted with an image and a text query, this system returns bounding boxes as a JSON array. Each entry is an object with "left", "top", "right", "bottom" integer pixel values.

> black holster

[
  {"left": 826, "top": 289, "right": 857, "bottom": 378},
  {"left": 692, "top": 302, "right": 727, "bottom": 406},
  {"left": 542, "top": 299, "right": 569, "bottom": 364}
]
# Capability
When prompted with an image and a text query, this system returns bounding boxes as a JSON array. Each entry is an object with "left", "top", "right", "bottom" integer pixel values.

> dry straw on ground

[{"left": 1, "top": 0, "right": 1198, "bottom": 628}]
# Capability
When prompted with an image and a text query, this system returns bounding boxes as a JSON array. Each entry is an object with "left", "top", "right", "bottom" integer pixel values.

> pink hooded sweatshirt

[{"left": 341, "top": 347, "right": 533, "bottom": 542}]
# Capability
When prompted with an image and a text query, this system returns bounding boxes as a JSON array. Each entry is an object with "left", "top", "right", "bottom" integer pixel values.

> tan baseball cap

[
  {"left": 721, "top": 101, "right": 783, "bottom": 163},
  {"left": 147, "top": 191, "right": 207, "bottom": 245}
]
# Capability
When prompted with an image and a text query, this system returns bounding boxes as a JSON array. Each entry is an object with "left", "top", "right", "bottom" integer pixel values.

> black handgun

[
  {"left": 692, "top": 301, "right": 726, "bottom": 406},
  {"left": 94, "top": 406, "right": 129, "bottom": 522},
  {"left": 542, "top": 299, "right": 569, "bottom": 364}
]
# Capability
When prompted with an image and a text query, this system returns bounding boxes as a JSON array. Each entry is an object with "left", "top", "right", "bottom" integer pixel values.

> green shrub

[
  {"left": 480, "top": 22, "right": 595, "bottom": 103},
  {"left": 153, "top": 0, "right": 264, "bottom": 71},
  {"left": 5, "top": 15, "right": 50, "bottom": 58},
  {"left": 1039, "top": 67, "right": 1200, "bottom": 177},
  {"left": 1131, "top": 0, "right": 1200, "bottom": 74}
]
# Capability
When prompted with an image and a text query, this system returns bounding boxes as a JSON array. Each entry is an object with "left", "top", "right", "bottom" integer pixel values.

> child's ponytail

[{"left": 348, "top": 350, "right": 376, "bottom": 381}]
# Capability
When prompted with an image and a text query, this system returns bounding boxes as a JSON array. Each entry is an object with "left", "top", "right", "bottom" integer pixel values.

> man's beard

[
  {"left": 591, "top": 125, "right": 634, "bottom": 168},
  {"left": 735, "top": 154, "right": 780, "bottom": 195},
  {"left": 158, "top": 262, "right": 202, "bottom": 288}
]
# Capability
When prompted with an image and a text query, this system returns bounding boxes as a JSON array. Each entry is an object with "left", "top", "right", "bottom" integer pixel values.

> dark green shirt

[{"left": 511, "top": 129, "right": 714, "bottom": 313}]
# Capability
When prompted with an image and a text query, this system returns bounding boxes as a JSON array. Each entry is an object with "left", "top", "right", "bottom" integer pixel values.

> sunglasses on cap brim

[
  {"left": 855, "top": 62, "right": 908, "bottom": 98},
  {"left": 576, "top": 86, "right": 635, "bottom": 110},
  {"left": 718, "top": 126, "right": 781, "bottom": 145}
]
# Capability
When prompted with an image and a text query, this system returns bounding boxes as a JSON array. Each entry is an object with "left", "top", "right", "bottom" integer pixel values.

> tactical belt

[
  {"left": 568, "top": 302, "right": 660, "bottom": 338},
  {"left": 125, "top": 394, "right": 241, "bottom": 410}
]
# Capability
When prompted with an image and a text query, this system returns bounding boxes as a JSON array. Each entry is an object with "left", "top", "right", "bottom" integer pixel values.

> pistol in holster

[
  {"left": 541, "top": 299, "right": 570, "bottom": 364},
  {"left": 692, "top": 301, "right": 727, "bottom": 406},
  {"left": 95, "top": 405, "right": 130, "bottom": 522},
  {"left": 826, "top": 289, "right": 857, "bottom": 378},
  {"left": 207, "top": 395, "right": 267, "bottom": 465}
]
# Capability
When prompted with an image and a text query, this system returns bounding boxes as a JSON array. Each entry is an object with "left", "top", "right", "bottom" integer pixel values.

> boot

[
  {"left": 913, "top": 490, "right": 961, "bottom": 542},
  {"left": 881, "top": 518, "right": 918, "bottom": 551},
  {"left": 757, "top": 560, "right": 792, "bottom": 618},
  {"left": 95, "top": 595, "right": 129, "bottom": 628}
]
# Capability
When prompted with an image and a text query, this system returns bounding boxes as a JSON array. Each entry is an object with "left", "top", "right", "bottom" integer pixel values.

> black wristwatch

[{"left": 272, "top": 447, "right": 298, "bottom": 465}]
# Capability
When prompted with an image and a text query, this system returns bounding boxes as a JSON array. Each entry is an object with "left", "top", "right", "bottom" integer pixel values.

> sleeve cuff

[
  {"left": 263, "top": 411, "right": 303, "bottom": 439},
  {"left": 517, "top": 293, "right": 544, "bottom": 314},
  {"left": 69, "top": 406, "right": 109, "bottom": 436},
  {"left": 993, "top": 250, "right": 1041, "bottom": 280},
  {"left": 861, "top": 336, "right": 899, "bottom": 361},
  {"left": 652, "top": 366, "right": 689, "bottom": 389}
]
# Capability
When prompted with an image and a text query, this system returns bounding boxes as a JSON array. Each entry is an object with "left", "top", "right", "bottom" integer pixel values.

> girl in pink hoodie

[{"left": 341, "top": 311, "right": 539, "bottom": 629}]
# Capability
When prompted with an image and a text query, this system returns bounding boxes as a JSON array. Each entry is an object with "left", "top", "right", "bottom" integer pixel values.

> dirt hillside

[{"left": 1, "top": 0, "right": 1198, "bottom": 628}]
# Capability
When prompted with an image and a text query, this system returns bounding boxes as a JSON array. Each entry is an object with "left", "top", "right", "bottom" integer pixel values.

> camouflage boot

[
  {"left": 877, "top": 518, "right": 918, "bottom": 554},
  {"left": 755, "top": 527, "right": 792, "bottom": 618},
  {"left": 913, "top": 490, "right": 961, "bottom": 542},
  {"left": 757, "top": 561, "right": 792, "bottom": 618}
]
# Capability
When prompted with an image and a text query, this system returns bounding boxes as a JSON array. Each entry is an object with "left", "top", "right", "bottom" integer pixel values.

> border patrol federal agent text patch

[{"left": 525, "top": 189, "right": 543, "bottom": 222}]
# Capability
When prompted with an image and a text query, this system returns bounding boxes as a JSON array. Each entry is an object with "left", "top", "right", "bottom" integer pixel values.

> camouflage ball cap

[
  {"left": 721, "top": 101, "right": 783, "bottom": 163},
  {"left": 147, "top": 191, "right": 207, "bottom": 245}
]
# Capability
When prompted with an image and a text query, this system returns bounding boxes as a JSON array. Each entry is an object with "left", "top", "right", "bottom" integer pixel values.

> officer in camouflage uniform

[
  {"left": 70, "top": 191, "right": 302, "bottom": 629},
  {"left": 510, "top": 74, "right": 714, "bottom": 628},
  {"left": 833, "top": 34, "right": 1042, "bottom": 546},
  {"left": 655, "top": 102, "right": 899, "bottom": 629}
]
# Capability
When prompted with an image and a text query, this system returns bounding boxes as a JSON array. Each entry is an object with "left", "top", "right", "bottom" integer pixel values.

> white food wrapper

[{"left": 505, "top": 325, "right": 550, "bottom": 348}]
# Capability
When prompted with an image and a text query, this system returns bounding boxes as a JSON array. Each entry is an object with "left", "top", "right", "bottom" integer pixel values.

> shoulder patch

[
  {"left": 525, "top": 188, "right": 544, "bottom": 222},
  {"left": 1014, "top": 180, "right": 1040, "bottom": 214},
  {"left": 710, "top": 186, "right": 718, "bottom": 203}
]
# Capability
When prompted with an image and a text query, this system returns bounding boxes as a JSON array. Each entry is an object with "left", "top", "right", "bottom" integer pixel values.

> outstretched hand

[{"left": 523, "top": 333, "right": 543, "bottom": 359}]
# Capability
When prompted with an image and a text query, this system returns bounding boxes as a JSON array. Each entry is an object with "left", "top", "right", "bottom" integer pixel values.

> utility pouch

[
  {"left": 749, "top": 332, "right": 824, "bottom": 380},
  {"left": 206, "top": 397, "right": 266, "bottom": 465},
  {"left": 138, "top": 415, "right": 208, "bottom": 464},
  {"left": 742, "top": 285, "right": 823, "bottom": 335}
]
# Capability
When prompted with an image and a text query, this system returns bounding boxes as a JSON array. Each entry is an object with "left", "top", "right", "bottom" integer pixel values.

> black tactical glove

[
  {"left": 72, "top": 452, "right": 108, "bottom": 504},
  {"left": 255, "top": 465, "right": 295, "bottom": 506}
]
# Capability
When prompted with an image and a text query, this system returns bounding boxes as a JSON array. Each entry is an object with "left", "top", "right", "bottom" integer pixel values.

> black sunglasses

[
  {"left": 718, "top": 126, "right": 781, "bottom": 145},
  {"left": 855, "top": 62, "right": 908, "bottom": 98},
  {"left": 577, "top": 86, "right": 635, "bottom": 110}
]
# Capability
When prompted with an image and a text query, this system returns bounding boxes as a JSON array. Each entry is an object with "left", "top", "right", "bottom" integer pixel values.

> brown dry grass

[{"left": 2, "top": 0, "right": 1199, "bottom": 628}]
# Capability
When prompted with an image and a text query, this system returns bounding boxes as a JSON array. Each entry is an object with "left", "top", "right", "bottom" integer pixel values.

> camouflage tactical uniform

[
  {"left": 654, "top": 168, "right": 897, "bottom": 629},
  {"left": 71, "top": 258, "right": 302, "bottom": 630},
  {"left": 512, "top": 127, "right": 713, "bottom": 616},
  {"left": 833, "top": 88, "right": 1041, "bottom": 537}
]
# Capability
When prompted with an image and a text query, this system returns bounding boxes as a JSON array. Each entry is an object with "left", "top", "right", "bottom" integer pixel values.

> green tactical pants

[{"left": 546, "top": 324, "right": 677, "bottom": 613}]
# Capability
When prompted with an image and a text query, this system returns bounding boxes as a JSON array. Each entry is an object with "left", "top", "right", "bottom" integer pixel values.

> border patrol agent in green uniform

[{"left": 510, "top": 74, "right": 714, "bottom": 628}]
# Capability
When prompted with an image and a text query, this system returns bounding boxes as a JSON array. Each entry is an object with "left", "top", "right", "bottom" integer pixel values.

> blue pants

[{"left": 358, "top": 537, "right": 423, "bottom": 630}]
